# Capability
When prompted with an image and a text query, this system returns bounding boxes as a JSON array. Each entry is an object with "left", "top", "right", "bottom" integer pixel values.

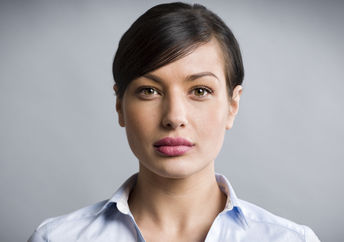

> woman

[{"left": 29, "top": 2, "right": 320, "bottom": 242}]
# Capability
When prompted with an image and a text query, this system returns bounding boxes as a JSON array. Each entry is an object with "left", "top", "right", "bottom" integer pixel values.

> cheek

[
  {"left": 122, "top": 101, "right": 159, "bottom": 154},
  {"left": 196, "top": 96, "right": 228, "bottom": 128},
  {"left": 194, "top": 100, "right": 228, "bottom": 149}
]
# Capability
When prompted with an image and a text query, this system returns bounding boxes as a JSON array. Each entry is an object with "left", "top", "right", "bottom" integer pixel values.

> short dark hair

[{"left": 113, "top": 2, "right": 244, "bottom": 99}]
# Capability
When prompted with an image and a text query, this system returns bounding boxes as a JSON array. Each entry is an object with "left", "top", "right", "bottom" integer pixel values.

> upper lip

[{"left": 154, "top": 137, "right": 194, "bottom": 147}]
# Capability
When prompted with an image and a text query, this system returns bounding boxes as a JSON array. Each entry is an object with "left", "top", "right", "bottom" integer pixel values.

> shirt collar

[
  {"left": 97, "top": 172, "right": 248, "bottom": 227},
  {"left": 215, "top": 173, "right": 249, "bottom": 228}
]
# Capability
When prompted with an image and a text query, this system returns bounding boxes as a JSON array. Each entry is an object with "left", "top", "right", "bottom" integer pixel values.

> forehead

[{"left": 147, "top": 38, "right": 226, "bottom": 83}]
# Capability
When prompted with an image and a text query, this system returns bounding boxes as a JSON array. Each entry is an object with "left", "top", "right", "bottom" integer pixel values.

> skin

[{"left": 115, "top": 38, "right": 242, "bottom": 242}]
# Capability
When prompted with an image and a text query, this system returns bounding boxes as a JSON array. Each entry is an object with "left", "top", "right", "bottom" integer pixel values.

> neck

[{"left": 128, "top": 162, "right": 227, "bottom": 235}]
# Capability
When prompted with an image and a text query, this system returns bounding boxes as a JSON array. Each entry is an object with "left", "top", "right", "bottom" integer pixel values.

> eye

[
  {"left": 192, "top": 87, "right": 213, "bottom": 97},
  {"left": 136, "top": 86, "right": 160, "bottom": 98}
]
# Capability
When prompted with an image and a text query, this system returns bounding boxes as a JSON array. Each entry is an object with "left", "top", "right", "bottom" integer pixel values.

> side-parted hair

[{"left": 113, "top": 2, "right": 244, "bottom": 99}]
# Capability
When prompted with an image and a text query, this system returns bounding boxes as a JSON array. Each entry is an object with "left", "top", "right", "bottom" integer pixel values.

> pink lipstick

[{"left": 153, "top": 137, "right": 194, "bottom": 156}]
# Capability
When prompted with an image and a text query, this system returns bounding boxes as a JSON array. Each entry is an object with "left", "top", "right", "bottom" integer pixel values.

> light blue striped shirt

[{"left": 29, "top": 173, "right": 320, "bottom": 241}]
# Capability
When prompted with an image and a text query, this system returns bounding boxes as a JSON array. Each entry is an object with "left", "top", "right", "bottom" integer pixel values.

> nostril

[{"left": 162, "top": 119, "right": 187, "bottom": 129}]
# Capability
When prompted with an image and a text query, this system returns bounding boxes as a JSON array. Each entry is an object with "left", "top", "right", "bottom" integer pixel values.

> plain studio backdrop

[{"left": 1, "top": 0, "right": 343, "bottom": 241}]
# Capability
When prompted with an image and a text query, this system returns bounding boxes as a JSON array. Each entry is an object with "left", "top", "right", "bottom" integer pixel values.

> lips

[{"left": 153, "top": 137, "right": 194, "bottom": 156}]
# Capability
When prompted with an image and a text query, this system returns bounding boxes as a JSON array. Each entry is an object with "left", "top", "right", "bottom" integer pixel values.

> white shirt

[{"left": 29, "top": 173, "right": 321, "bottom": 241}]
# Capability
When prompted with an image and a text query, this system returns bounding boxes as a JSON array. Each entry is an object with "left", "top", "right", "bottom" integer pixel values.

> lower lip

[{"left": 154, "top": 145, "right": 193, "bottom": 156}]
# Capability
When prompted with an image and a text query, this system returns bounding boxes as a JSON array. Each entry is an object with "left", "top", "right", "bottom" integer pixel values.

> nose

[{"left": 161, "top": 94, "right": 188, "bottom": 129}]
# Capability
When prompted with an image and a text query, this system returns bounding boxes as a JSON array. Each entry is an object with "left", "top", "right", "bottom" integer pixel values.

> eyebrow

[{"left": 143, "top": 71, "right": 219, "bottom": 83}]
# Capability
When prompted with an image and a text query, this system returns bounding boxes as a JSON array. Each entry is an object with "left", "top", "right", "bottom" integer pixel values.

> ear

[
  {"left": 114, "top": 84, "right": 125, "bottom": 127},
  {"left": 225, "top": 85, "right": 243, "bottom": 130}
]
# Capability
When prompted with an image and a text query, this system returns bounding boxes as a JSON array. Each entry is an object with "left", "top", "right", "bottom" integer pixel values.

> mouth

[{"left": 153, "top": 137, "right": 194, "bottom": 157}]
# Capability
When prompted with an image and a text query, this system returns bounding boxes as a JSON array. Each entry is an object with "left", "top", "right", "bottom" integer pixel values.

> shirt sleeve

[{"left": 304, "top": 225, "right": 321, "bottom": 242}]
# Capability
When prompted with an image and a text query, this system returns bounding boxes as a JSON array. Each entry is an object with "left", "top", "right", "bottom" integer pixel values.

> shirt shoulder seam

[
  {"left": 246, "top": 217, "right": 306, "bottom": 239},
  {"left": 39, "top": 203, "right": 114, "bottom": 233}
]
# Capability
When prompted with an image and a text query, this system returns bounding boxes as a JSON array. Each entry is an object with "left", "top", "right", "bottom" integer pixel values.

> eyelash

[
  {"left": 136, "top": 86, "right": 160, "bottom": 96},
  {"left": 136, "top": 86, "right": 214, "bottom": 98},
  {"left": 192, "top": 86, "right": 213, "bottom": 97}
]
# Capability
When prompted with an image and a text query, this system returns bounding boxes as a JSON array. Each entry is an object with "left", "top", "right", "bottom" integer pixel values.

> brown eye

[
  {"left": 137, "top": 87, "right": 159, "bottom": 97},
  {"left": 140, "top": 87, "right": 158, "bottom": 95},
  {"left": 193, "top": 87, "right": 212, "bottom": 97}
]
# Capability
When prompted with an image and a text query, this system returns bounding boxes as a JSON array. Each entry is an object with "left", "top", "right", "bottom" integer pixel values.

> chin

[{"left": 140, "top": 157, "right": 212, "bottom": 180}]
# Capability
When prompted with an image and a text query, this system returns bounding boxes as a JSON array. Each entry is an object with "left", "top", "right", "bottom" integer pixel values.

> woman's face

[{"left": 116, "top": 39, "right": 242, "bottom": 179}]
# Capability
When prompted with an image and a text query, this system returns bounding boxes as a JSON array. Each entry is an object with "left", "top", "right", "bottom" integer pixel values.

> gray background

[{"left": 1, "top": 0, "right": 343, "bottom": 241}]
